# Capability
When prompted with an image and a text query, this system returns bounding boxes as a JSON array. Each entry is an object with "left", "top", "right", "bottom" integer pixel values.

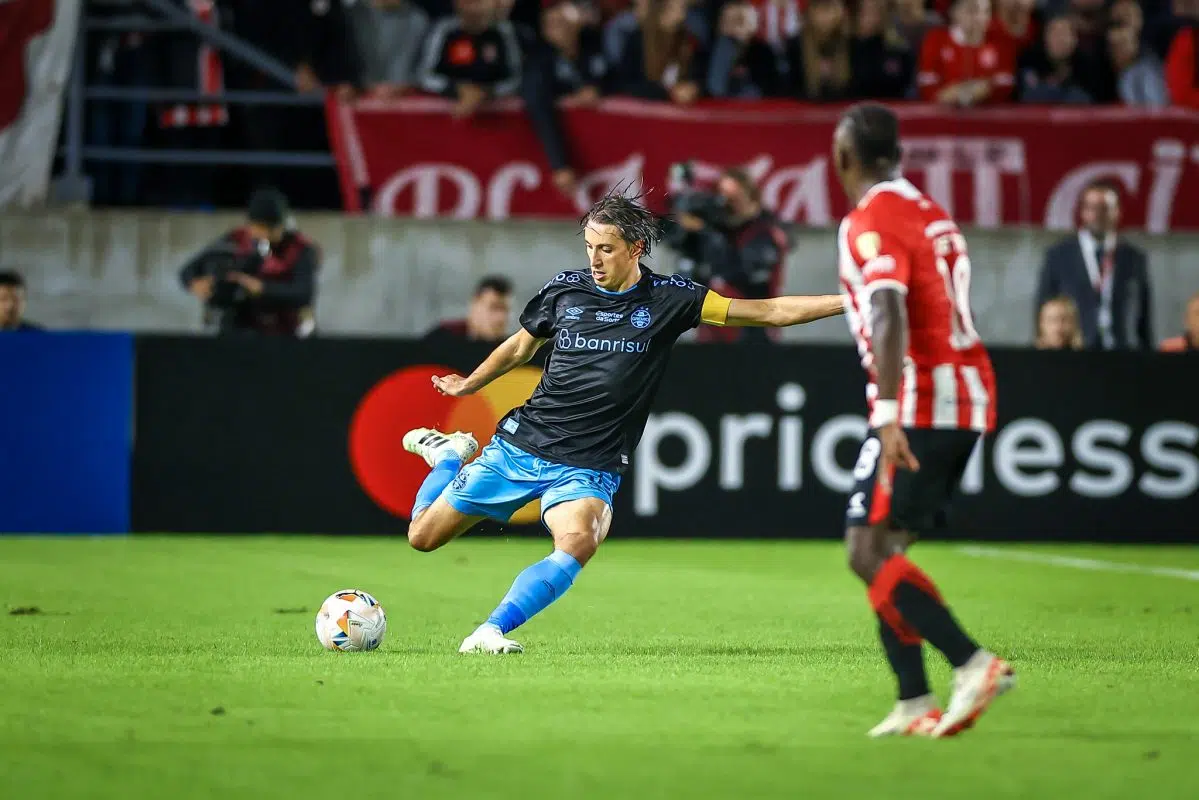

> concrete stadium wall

[{"left": 2, "top": 210, "right": 1196, "bottom": 344}]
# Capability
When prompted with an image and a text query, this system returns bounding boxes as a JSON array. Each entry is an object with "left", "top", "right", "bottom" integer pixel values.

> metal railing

[{"left": 57, "top": 0, "right": 335, "bottom": 203}]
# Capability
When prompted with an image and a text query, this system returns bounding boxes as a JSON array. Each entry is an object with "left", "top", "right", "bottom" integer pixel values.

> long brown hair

[
  {"left": 800, "top": 0, "right": 851, "bottom": 99},
  {"left": 1035, "top": 295, "right": 1085, "bottom": 350},
  {"left": 641, "top": 0, "right": 694, "bottom": 84}
]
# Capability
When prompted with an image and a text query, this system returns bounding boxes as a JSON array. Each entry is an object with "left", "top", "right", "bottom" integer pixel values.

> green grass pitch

[{"left": 1, "top": 537, "right": 1197, "bottom": 799}]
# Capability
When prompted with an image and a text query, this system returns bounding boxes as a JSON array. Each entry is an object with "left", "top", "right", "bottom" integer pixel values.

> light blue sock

[
  {"left": 411, "top": 454, "right": 462, "bottom": 518},
  {"left": 485, "top": 550, "right": 582, "bottom": 634}
]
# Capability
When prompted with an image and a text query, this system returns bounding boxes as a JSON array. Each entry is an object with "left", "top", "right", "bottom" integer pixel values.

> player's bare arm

[
  {"left": 701, "top": 292, "right": 844, "bottom": 328},
  {"left": 432, "top": 329, "right": 548, "bottom": 397},
  {"left": 869, "top": 288, "right": 920, "bottom": 481}
]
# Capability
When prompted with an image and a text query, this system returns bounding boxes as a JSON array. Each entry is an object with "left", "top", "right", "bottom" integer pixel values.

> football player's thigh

[
  {"left": 542, "top": 497, "right": 613, "bottom": 566},
  {"left": 889, "top": 430, "right": 969, "bottom": 533},
  {"left": 408, "top": 496, "right": 483, "bottom": 550}
]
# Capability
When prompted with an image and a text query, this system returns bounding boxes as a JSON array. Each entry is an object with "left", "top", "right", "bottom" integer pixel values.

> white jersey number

[{"left": 932, "top": 232, "right": 981, "bottom": 350}]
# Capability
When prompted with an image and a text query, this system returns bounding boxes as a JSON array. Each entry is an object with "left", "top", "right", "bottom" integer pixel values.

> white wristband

[{"left": 870, "top": 399, "right": 900, "bottom": 428}]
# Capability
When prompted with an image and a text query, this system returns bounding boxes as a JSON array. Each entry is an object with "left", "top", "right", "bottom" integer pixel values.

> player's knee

[
  {"left": 407, "top": 517, "right": 443, "bottom": 553},
  {"left": 553, "top": 529, "right": 599, "bottom": 566}
]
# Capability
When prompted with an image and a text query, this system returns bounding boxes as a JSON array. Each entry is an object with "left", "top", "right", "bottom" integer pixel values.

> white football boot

[
  {"left": 868, "top": 694, "right": 943, "bottom": 738},
  {"left": 932, "top": 650, "right": 1016, "bottom": 738},
  {"left": 458, "top": 623, "right": 524, "bottom": 655},
  {"left": 402, "top": 427, "right": 478, "bottom": 468}
]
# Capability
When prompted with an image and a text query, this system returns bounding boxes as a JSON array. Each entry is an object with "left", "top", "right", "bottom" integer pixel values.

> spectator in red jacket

[
  {"left": 1166, "top": 25, "right": 1199, "bottom": 108},
  {"left": 918, "top": 0, "right": 1016, "bottom": 105}
]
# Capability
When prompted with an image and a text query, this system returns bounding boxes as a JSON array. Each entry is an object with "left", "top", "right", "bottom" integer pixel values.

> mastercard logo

[{"left": 349, "top": 364, "right": 544, "bottom": 523}]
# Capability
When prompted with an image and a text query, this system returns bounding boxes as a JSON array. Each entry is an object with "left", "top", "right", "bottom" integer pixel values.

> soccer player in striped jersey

[{"left": 832, "top": 103, "right": 1015, "bottom": 739}]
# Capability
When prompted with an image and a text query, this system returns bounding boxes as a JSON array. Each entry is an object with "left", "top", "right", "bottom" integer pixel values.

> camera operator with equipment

[
  {"left": 179, "top": 188, "right": 319, "bottom": 337},
  {"left": 663, "top": 164, "right": 790, "bottom": 343}
]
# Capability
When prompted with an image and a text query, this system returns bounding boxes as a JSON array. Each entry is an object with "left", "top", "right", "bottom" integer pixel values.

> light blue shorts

[{"left": 443, "top": 437, "right": 621, "bottom": 524}]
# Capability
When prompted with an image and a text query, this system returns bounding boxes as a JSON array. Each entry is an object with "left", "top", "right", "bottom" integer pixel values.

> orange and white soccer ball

[{"left": 315, "top": 589, "right": 387, "bottom": 652}]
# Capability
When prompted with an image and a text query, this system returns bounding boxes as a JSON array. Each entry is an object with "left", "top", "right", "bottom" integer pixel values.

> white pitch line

[{"left": 957, "top": 546, "right": 1199, "bottom": 582}]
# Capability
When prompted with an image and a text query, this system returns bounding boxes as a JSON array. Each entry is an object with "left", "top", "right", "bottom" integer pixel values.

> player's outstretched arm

[
  {"left": 716, "top": 294, "right": 845, "bottom": 328},
  {"left": 432, "top": 329, "right": 547, "bottom": 397}
]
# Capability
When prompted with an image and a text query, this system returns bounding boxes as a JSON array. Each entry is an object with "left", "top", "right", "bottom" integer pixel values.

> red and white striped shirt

[{"left": 838, "top": 178, "right": 997, "bottom": 432}]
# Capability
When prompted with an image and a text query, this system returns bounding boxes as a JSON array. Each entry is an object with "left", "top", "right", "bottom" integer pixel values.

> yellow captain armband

[{"left": 700, "top": 290, "right": 732, "bottom": 326}]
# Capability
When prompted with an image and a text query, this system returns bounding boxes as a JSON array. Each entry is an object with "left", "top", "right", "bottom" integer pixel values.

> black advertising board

[{"left": 133, "top": 338, "right": 1198, "bottom": 542}]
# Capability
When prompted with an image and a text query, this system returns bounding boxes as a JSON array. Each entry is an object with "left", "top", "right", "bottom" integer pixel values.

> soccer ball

[{"left": 315, "top": 589, "right": 387, "bottom": 652}]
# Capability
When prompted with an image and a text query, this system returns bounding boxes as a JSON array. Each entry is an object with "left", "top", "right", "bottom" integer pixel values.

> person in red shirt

[
  {"left": 988, "top": 0, "right": 1038, "bottom": 52},
  {"left": 1165, "top": 25, "right": 1199, "bottom": 108},
  {"left": 918, "top": 0, "right": 1016, "bottom": 105},
  {"left": 832, "top": 103, "right": 1013, "bottom": 739}
]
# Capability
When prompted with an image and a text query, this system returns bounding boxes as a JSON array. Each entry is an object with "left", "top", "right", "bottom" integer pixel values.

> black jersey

[{"left": 494, "top": 267, "right": 710, "bottom": 474}]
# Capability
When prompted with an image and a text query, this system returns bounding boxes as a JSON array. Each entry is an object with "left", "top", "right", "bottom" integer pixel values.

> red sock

[
  {"left": 869, "top": 554, "right": 978, "bottom": 668},
  {"left": 868, "top": 555, "right": 924, "bottom": 645}
]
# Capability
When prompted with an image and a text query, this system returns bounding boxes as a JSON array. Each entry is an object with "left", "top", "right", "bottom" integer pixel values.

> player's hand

[
  {"left": 878, "top": 423, "right": 919, "bottom": 492},
  {"left": 432, "top": 374, "right": 474, "bottom": 397}
]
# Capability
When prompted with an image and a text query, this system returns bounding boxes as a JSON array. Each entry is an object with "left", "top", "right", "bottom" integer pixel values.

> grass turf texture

[{"left": 1, "top": 538, "right": 1196, "bottom": 800}]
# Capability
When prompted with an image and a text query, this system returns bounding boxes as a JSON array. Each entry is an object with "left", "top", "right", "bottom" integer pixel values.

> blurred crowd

[{"left": 81, "top": 0, "right": 1199, "bottom": 207}]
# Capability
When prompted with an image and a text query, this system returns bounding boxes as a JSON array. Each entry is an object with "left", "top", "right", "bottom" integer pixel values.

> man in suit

[{"left": 1036, "top": 180, "right": 1153, "bottom": 350}]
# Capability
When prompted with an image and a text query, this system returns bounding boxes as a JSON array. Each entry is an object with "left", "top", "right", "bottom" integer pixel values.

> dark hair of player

[
  {"left": 579, "top": 189, "right": 663, "bottom": 257},
  {"left": 0, "top": 269, "right": 26, "bottom": 289},
  {"left": 474, "top": 275, "right": 513, "bottom": 296},
  {"left": 842, "top": 103, "right": 903, "bottom": 179}
]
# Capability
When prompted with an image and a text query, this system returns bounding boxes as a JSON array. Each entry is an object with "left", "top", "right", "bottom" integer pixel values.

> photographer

[
  {"left": 179, "top": 188, "right": 319, "bottom": 337},
  {"left": 665, "top": 166, "right": 789, "bottom": 343}
]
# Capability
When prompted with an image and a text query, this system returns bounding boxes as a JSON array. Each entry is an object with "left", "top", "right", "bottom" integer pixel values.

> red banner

[{"left": 326, "top": 96, "right": 1199, "bottom": 231}]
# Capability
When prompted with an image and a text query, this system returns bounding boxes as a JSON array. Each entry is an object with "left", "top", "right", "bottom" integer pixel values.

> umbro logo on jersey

[
  {"left": 596, "top": 311, "right": 624, "bottom": 322},
  {"left": 565, "top": 306, "right": 584, "bottom": 321}
]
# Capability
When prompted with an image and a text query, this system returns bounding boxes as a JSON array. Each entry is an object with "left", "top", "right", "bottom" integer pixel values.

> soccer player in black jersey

[{"left": 402, "top": 193, "right": 845, "bottom": 654}]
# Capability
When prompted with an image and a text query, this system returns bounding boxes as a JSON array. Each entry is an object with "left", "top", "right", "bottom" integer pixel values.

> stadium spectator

[
  {"left": 1108, "top": 23, "right": 1169, "bottom": 105},
  {"left": 1165, "top": 17, "right": 1199, "bottom": 107},
  {"left": 706, "top": 2, "right": 791, "bottom": 98},
  {"left": 1036, "top": 181, "right": 1154, "bottom": 350},
  {"left": 1034, "top": 296, "right": 1085, "bottom": 350},
  {"left": 609, "top": 0, "right": 704, "bottom": 103},
  {"left": 347, "top": 0, "right": 431, "bottom": 98},
  {"left": 849, "top": 0, "right": 916, "bottom": 99},
  {"left": 230, "top": 0, "right": 359, "bottom": 208},
  {"left": 1108, "top": 0, "right": 1144, "bottom": 34},
  {"left": 179, "top": 188, "right": 320, "bottom": 337},
  {"left": 86, "top": 0, "right": 154, "bottom": 207},
  {"left": 788, "top": 0, "right": 854, "bottom": 102},
  {"left": 1066, "top": 0, "right": 1119, "bottom": 100},
  {"left": 424, "top": 275, "right": 514, "bottom": 345},
  {"left": 1159, "top": 291, "right": 1199, "bottom": 352},
  {"left": 671, "top": 167, "right": 789, "bottom": 344},
  {"left": 989, "top": 0, "right": 1039, "bottom": 52},
  {"left": 603, "top": 0, "right": 709, "bottom": 70},
  {"left": 1016, "top": 12, "right": 1094, "bottom": 103},
  {"left": 416, "top": 0, "right": 524, "bottom": 117},
  {"left": 0, "top": 271, "right": 41, "bottom": 332},
  {"left": 892, "top": 0, "right": 943, "bottom": 55},
  {"left": 521, "top": 1, "right": 608, "bottom": 195},
  {"left": 917, "top": 0, "right": 1016, "bottom": 106}
]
